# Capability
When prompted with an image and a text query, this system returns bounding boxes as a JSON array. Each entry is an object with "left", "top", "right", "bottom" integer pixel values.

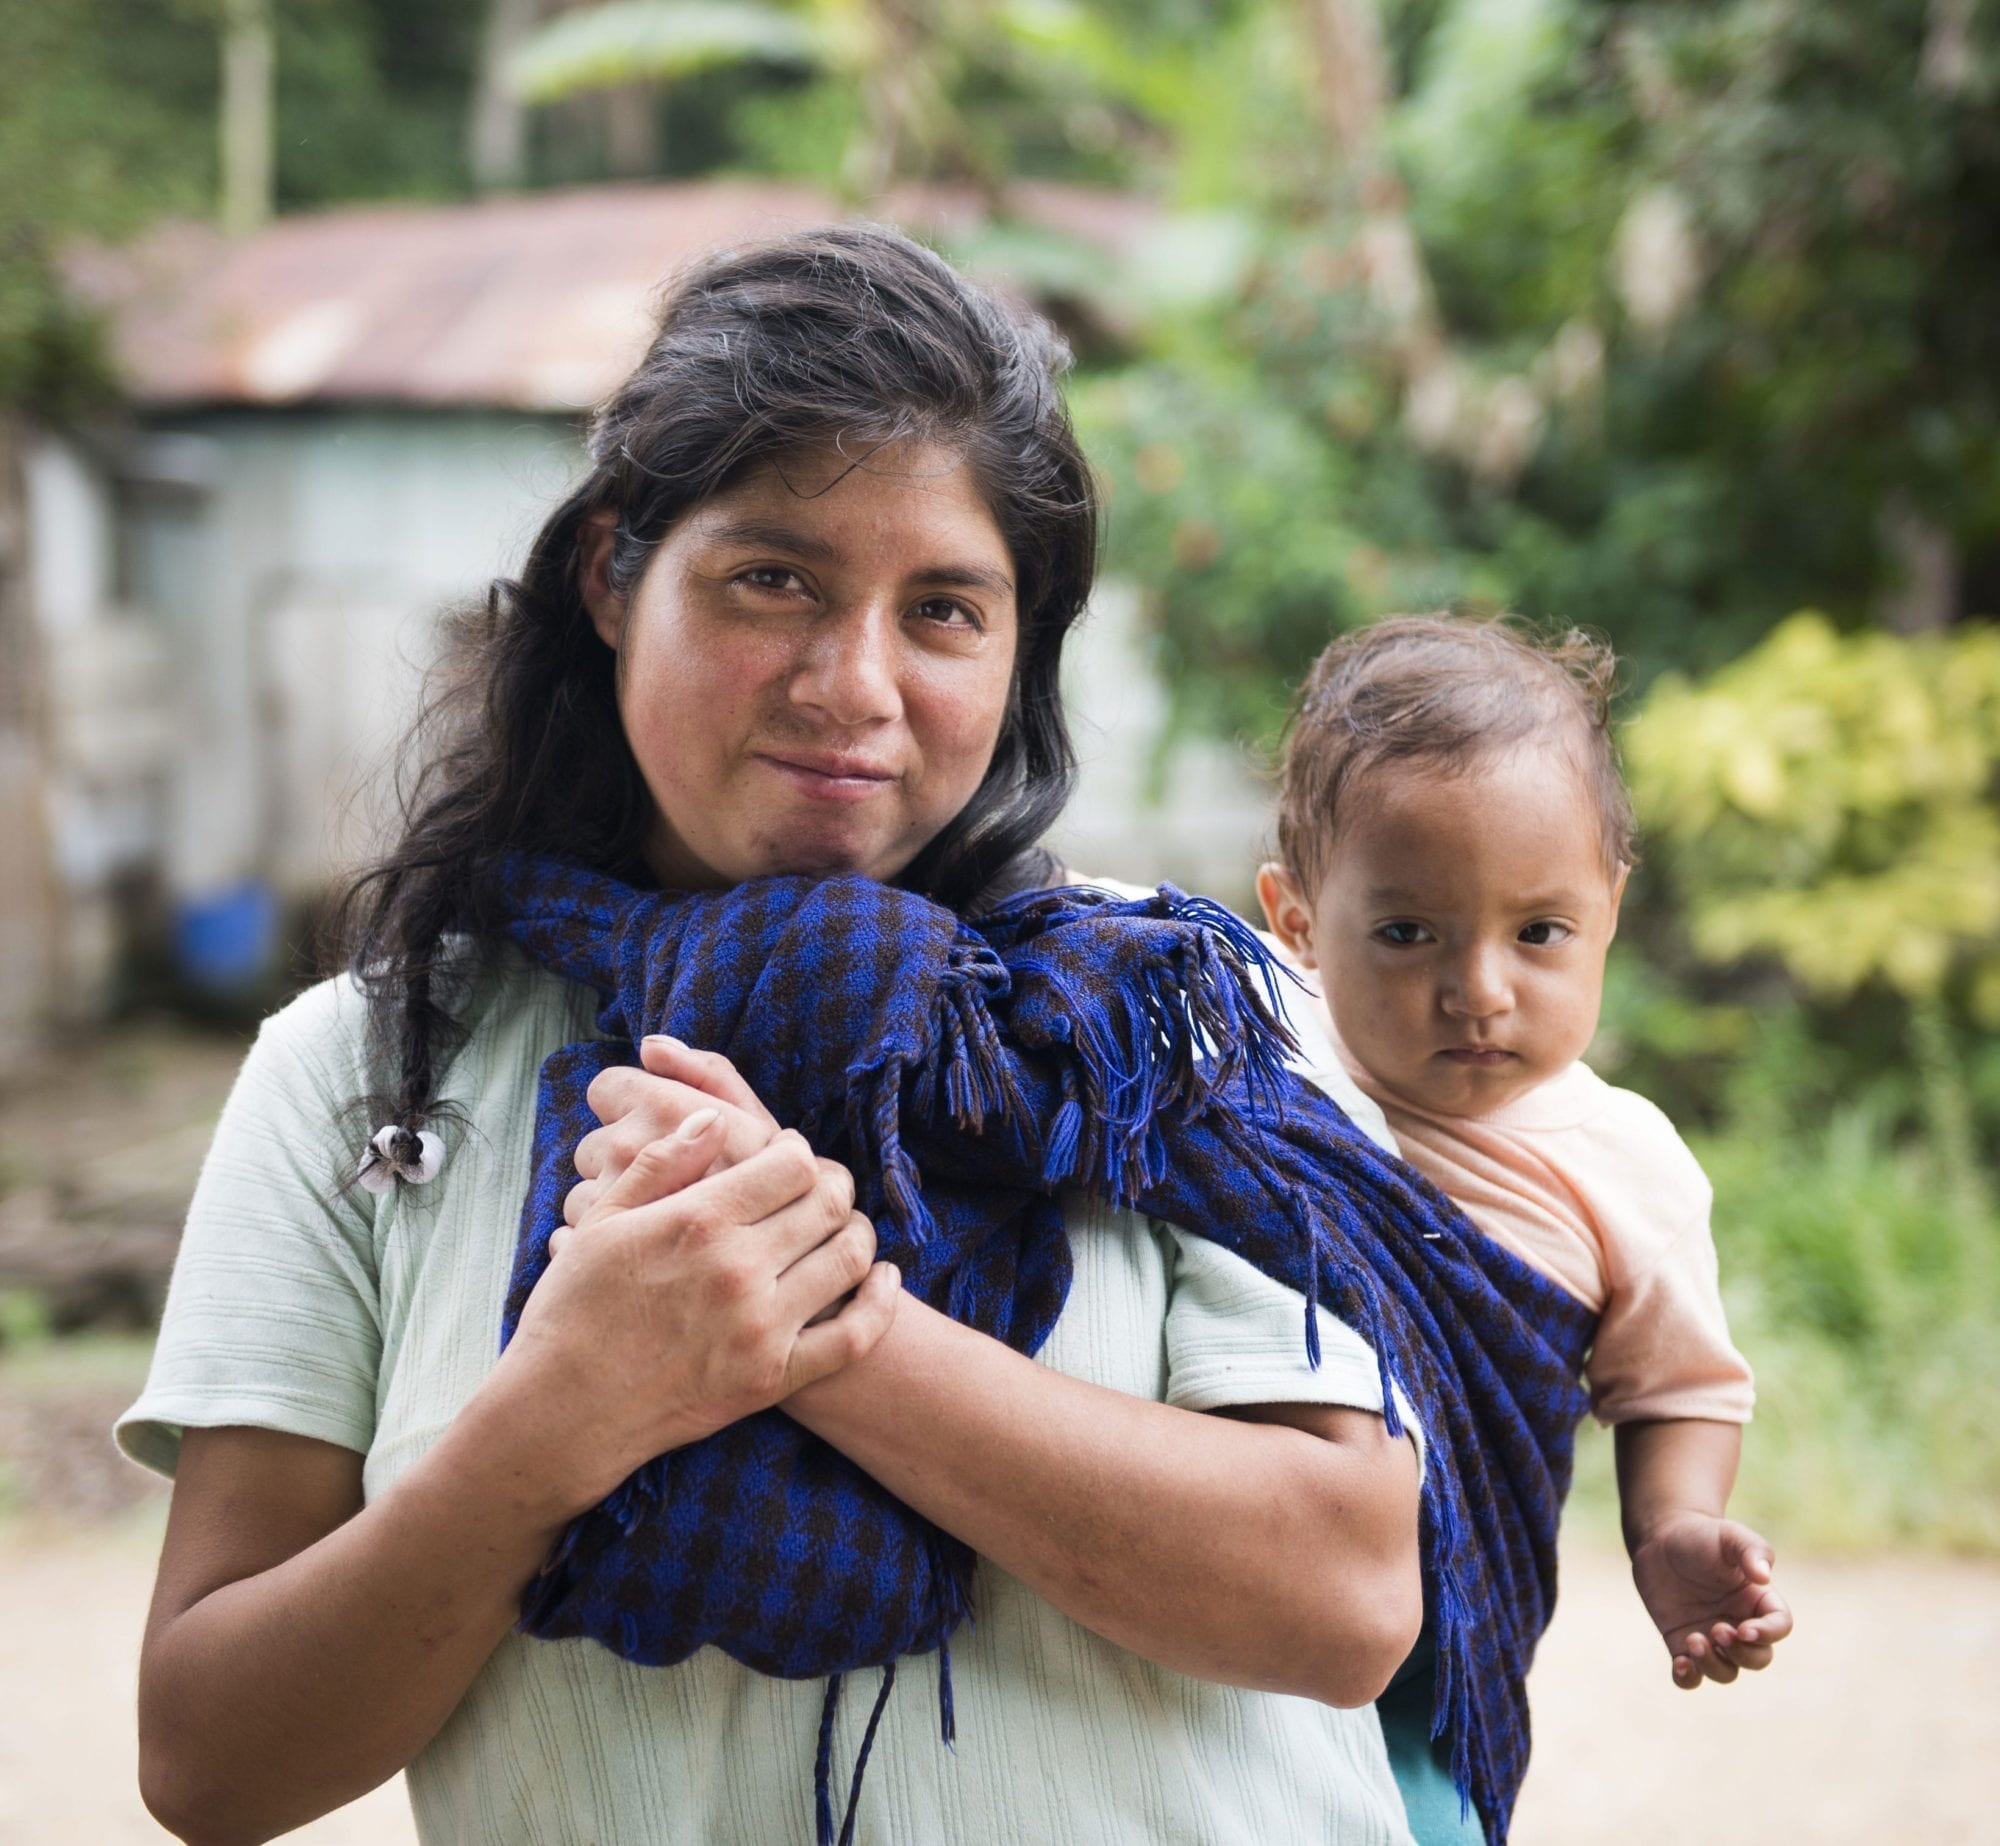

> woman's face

[{"left": 583, "top": 441, "right": 1021, "bottom": 890}]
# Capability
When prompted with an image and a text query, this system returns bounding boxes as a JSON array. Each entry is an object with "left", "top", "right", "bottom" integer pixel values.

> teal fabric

[
  {"left": 1380, "top": 1695, "right": 1485, "bottom": 1846},
  {"left": 1378, "top": 1622, "right": 1485, "bottom": 1846}
]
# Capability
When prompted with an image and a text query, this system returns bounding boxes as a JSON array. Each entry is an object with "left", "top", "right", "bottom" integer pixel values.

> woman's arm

[
  {"left": 141, "top": 1411, "right": 570, "bottom": 1845},
  {"left": 785, "top": 1298, "right": 1422, "bottom": 1708},
  {"left": 139, "top": 1121, "right": 898, "bottom": 1846},
  {"left": 580, "top": 1040, "right": 1424, "bottom": 1710}
]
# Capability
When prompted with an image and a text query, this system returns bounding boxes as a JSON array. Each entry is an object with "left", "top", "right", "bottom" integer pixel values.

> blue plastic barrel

[{"left": 173, "top": 881, "right": 280, "bottom": 992}]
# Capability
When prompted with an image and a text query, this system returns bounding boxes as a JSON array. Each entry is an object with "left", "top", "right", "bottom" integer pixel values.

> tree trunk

[
  {"left": 603, "top": 82, "right": 661, "bottom": 178},
  {"left": 469, "top": 0, "right": 546, "bottom": 189},
  {"left": 0, "top": 416, "right": 59, "bottom": 1062},
  {"left": 219, "top": 0, "right": 275, "bottom": 234},
  {"left": 1297, "top": 0, "right": 1391, "bottom": 169}
]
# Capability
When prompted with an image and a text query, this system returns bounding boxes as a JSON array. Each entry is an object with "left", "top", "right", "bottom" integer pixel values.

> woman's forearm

[
  {"left": 784, "top": 1297, "right": 1422, "bottom": 1707},
  {"left": 139, "top": 1373, "right": 576, "bottom": 1846}
]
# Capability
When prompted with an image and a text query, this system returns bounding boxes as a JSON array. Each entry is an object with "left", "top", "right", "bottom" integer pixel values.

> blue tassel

[
  {"left": 1303, "top": 1272, "right": 1323, "bottom": 1371},
  {"left": 814, "top": 1675, "right": 842, "bottom": 1846},
  {"left": 836, "top": 1663, "right": 898, "bottom": 1846},
  {"left": 937, "top": 1638, "right": 957, "bottom": 1747},
  {"left": 1042, "top": 1095, "right": 1083, "bottom": 1187}
]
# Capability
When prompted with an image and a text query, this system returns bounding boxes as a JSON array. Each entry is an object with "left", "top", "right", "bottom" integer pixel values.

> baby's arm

[{"left": 1616, "top": 1419, "right": 1793, "bottom": 1689}]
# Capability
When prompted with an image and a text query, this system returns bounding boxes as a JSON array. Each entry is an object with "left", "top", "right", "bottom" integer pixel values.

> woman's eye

[
  {"left": 912, "top": 596, "right": 981, "bottom": 630},
  {"left": 1519, "top": 921, "right": 1573, "bottom": 946},
  {"left": 1376, "top": 920, "right": 1430, "bottom": 947},
  {"left": 740, "top": 566, "right": 808, "bottom": 595}
]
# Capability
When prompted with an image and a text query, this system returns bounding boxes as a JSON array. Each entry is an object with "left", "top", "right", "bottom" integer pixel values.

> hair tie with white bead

[{"left": 357, "top": 1123, "right": 444, "bottom": 1194}]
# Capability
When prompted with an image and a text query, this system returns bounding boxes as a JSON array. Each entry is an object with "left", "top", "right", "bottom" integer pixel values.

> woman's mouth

[{"left": 758, "top": 753, "right": 898, "bottom": 803}]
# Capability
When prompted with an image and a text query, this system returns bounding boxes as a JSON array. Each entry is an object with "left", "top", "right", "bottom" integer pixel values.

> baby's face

[{"left": 1260, "top": 743, "right": 1626, "bottom": 1119}]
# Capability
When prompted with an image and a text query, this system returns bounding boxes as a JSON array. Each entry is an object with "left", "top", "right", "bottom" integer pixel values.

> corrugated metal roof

[{"left": 67, "top": 180, "right": 1153, "bottom": 414}]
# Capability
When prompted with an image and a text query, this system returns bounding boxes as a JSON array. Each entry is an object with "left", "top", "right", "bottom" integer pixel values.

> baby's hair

[{"left": 1274, "top": 613, "right": 1638, "bottom": 889}]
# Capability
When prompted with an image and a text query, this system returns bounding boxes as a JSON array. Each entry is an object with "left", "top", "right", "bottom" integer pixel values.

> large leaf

[{"left": 505, "top": 1, "right": 824, "bottom": 103}]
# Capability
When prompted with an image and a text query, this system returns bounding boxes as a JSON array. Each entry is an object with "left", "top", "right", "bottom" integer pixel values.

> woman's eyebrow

[
  {"left": 705, "top": 519, "right": 1014, "bottom": 595},
  {"left": 914, "top": 562, "right": 1016, "bottom": 595},
  {"left": 705, "top": 519, "right": 841, "bottom": 562}
]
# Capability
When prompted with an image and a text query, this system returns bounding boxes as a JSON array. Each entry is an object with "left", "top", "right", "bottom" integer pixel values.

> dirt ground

[{"left": 1, "top": 1489, "right": 1994, "bottom": 1843}]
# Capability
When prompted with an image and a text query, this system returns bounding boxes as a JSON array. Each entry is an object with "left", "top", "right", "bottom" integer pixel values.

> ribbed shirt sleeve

[
  {"left": 1162, "top": 1230, "right": 1427, "bottom": 1480},
  {"left": 115, "top": 978, "right": 384, "bottom": 1476}
]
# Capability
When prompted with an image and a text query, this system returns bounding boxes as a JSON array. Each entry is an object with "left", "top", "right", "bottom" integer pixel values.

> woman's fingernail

[
  {"left": 644, "top": 1033, "right": 683, "bottom": 1053},
  {"left": 883, "top": 1263, "right": 901, "bottom": 1287},
  {"left": 679, "top": 1107, "right": 719, "bottom": 1140}
]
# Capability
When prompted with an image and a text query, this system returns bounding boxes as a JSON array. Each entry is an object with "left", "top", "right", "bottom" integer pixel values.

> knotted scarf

[{"left": 494, "top": 857, "right": 1596, "bottom": 1845}]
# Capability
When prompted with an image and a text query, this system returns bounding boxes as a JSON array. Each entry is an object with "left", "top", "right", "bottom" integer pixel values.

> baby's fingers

[
  {"left": 1682, "top": 1630, "right": 1739, "bottom": 1685},
  {"left": 1737, "top": 1592, "right": 1794, "bottom": 1650},
  {"left": 1718, "top": 1519, "right": 1776, "bottom": 1587}
]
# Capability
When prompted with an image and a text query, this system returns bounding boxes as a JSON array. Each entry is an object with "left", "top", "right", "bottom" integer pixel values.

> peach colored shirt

[{"left": 1302, "top": 1006, "right": 1753, "bottom": 1428}]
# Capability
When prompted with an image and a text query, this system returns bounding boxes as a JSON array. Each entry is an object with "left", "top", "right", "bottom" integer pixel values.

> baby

[{"left": 1254, "top": 615, "right": 1792, "bottom": 1836}]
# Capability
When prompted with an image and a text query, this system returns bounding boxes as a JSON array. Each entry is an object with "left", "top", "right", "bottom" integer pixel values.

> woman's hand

[
  {"left": 506, "top": 1107, "right": 899, "bottom": 1522},
  {"left": 563, "top": 1034, "right": 778, "bottom": 1225}
]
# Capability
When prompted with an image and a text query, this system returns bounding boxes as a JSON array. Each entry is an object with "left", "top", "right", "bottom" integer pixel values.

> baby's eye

[
  {"left": 1518, "top": 920, "right": 1573, "bottom": 946},
  {"left": 1375, "top": 920, "right": 1431, "bottom": 947}
]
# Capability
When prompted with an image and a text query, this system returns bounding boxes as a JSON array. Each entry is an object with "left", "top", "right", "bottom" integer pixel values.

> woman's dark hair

[{"left": 334, "top": 223, "right": 1099, "bottom": 1142}]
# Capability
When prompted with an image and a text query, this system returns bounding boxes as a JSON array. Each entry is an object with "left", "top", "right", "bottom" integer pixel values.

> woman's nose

[
  {"left": 1442, "top": 946, "right": 1513, "bottom": 1018},
  {"left": 788, "top": 601, "right": 903, "bottom": 727}
]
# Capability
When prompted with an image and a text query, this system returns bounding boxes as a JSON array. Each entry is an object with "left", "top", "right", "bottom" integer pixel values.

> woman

[{"left": 118, "top": 226, "right": 1432, "bottom": 1846}]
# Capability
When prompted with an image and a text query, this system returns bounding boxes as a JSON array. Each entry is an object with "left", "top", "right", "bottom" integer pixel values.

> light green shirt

[{"left": 120, "top": 950, "right": 1419, "bottom": 1845}]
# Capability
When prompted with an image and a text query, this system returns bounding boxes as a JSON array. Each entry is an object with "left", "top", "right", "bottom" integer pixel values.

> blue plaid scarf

[{"left": 494, "top": 857, "right": 1595, "bottom": 1845}]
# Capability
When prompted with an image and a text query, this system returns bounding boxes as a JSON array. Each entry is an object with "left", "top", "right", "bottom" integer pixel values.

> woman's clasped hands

[{"left": 500, "top": 1033, "right": 900, "bottom": 1516}]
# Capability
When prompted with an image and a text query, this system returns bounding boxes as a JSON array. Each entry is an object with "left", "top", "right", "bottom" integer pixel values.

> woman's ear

[
  {"left": 578, "top": 510, "right": 626, "bottom": 649},
  {"left": 1255, "top": 863, "right": 1320, "bottom": 970}
]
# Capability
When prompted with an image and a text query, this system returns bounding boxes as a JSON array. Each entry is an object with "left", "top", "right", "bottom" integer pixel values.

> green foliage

[
  {"left": 1084, "top": 0, "right": 2000, "bottom": 730},
  {"left": 505, "top": 1, "right": 821, "bottom": 105},
  {"left": 0, "top": 1289, "right": 54, "bottom": 1351},
  {"left": 1702, "top": 1105, "right": 2000, "bottom": 1551},
  {"left": 0, "top": 0, "right": 215, "bottom": 415},
  {"left": 1626, "top": 613, "right": 2000, "bottom": 1013},
  {"left": 1078, "top": 333, "right": 1498, "bottom": 749},
  {"left": 274, "top": 0, "right": 489, "bottom": 208}
]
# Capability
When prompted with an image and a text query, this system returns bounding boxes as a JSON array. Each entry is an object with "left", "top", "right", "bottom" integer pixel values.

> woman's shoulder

[{"left": 252, "top": 941, "right": 597, "bottom": 1098}]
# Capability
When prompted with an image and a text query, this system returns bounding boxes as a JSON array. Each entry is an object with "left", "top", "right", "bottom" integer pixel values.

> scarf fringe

[{"left": 813, "top": 1664, "right": 901, "bottom": 1846}]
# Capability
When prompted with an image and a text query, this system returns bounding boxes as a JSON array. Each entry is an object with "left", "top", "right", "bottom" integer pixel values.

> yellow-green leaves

[{"left": 1626, "top": 613, "right": 2000, "bottom": 1018}]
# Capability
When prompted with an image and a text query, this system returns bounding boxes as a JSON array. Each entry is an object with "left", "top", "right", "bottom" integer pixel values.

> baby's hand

[{"left": 1629, "top": 1512, "right": 1793, "bottom": 1690}]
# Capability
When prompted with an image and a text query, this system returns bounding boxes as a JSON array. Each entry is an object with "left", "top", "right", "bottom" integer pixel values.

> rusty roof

[{"left": 66, "top": 180, "right": 1153, "bottom": 414}]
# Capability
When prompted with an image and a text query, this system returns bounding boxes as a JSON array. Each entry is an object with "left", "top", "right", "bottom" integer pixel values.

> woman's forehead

[{"left": 679, "top": 441, "right": 1015, "bottom": 575}]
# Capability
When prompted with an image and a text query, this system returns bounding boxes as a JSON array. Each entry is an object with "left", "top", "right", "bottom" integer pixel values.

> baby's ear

[
  {"left": 1607, "top": 859, "right": 1631, "bottom": 937},
  {"left": 1255, "top": 863, "right": 1320, "bottom": 969}
]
